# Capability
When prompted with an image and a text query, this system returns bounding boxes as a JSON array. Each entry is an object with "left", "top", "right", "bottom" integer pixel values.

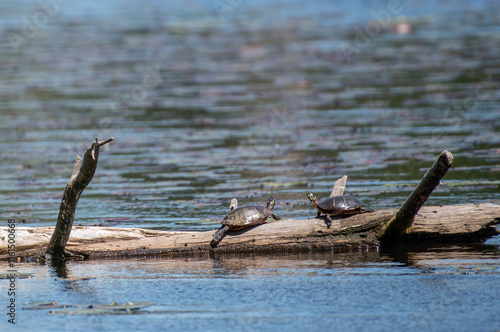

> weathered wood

[
  {"left": 1, "top": 203, "right": 498, "bottom": 260},
  {"left": 330, "top": 175, "right": 347, "bottom": 197},
  {"left": 379, "top": 150, "right": 453, "bottom": 244},
  {"left": 45, "top": 137, "right": 113, "bottom": 259},
  {"left": 229, "top": 198, "right": 238, "bottom": 211}
]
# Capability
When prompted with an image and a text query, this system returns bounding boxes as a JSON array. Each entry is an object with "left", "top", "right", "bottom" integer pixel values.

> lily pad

[
  {"left": 94, "top": 302, "right": 154, "bottom": 311},
  {"left": 48, "top": 302, "right": 154, "bottom": 315},
  {"left": 23, "top": 302, "right": 69, "bottom": 310},
  {"left": 0, "top": 273, "right": 33, "bottom": 279},
  {"left": 456, "top": 265, "right": 499, "bottom": 274}
]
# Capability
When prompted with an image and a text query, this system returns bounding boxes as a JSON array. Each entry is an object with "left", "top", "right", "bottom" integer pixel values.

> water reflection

[
  {"left": 43, "top": 244, "right": 499, "bottom": 279},
  {"left": 49, "top": 259, "right": 70, "bottom": 279},
  {"left": 3, "top": 244, "right": 499, "bottom": 330},
  {"left": 382, "top": 243, "right": 500, "bottom": 271}
]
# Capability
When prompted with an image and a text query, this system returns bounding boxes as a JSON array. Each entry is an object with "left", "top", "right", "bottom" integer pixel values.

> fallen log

[
  {"left": 0, "top": 143, "right": 499, "bottom": 261},
  {"left": 0, "top": 203, "right": 499, "bottom": 259}
]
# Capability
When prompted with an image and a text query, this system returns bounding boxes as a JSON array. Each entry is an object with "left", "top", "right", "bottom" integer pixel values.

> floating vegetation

[
  {"left": 455, "top": 265, "right": 499, "bottom": 274},
  {"left": 0, "top": 273, "right": 33, "bottom": 279},
  {"left": 50, "top": 302, "right": 154, "bottom": 315},
  {"left": 24, "top": 301, "right": 153, "bottom": 315},
  {"left": 24, "top": 302, "right": 69, "bottom": 310}
]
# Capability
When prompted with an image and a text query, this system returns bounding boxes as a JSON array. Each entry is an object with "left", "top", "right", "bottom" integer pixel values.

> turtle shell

[
  {"left": 222, "top": 205, "right": 270, "bottom": 230},
  {"left": 317, "top": 195, "right": 367, "bottom": 215}
]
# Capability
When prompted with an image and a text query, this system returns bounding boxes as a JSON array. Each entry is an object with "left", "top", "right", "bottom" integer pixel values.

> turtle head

[
  {"left": 306, "top": 191, "right": 317, "bottom": 205},
  {"left": 266, "top": 196, "right": 276, "bottom": 209}
]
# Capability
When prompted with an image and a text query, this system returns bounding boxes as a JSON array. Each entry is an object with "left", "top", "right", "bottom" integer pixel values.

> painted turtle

[
  {"left": 306, "top": 191, "right": 373, "bottom": 228},
  {"left": 210, "top": 197, "right": 281, "bottom": 248}
]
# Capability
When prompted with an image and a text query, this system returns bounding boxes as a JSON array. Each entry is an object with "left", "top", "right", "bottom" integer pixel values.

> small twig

[
  {"left": 99, "top": 137, "right": 114, "bottom": 146},
  {"left": 379, "top": 150, "right": 453, "bottom": 244}
]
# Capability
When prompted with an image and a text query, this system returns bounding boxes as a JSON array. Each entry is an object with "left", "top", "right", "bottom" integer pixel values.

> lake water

[
  {"left": 0, "top": 0, "right": 499, "bottom": 331},
  {"left": 3, "top": 245, "right": 500, "bottom": 331}
]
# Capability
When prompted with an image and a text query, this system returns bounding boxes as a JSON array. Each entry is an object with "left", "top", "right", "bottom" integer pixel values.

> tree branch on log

[
  {"left": 45, "top": 137, "right": 114, "bottom": 259},
  {"left": 378, "top": 150, "right": 453, "bottom": 244}
]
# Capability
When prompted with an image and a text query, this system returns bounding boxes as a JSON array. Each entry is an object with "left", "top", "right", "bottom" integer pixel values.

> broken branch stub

[
  {"left": 330, "top": 175, "right": 347, "bottom": 197},
  {"left": 379, "top": 150, "right": 453, "bottom": 244},
  {"left": 45, "top": 137, "right": 114, "bottom": 259}
]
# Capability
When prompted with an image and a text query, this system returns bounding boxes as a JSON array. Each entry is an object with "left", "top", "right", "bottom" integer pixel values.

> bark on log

[
  {"left": 379, "top": 150, "right": 453, "bottom": 244},
  {"left": 1, "top": 203, "right": 498, "bottom": 260},
  {"left": 45, "top": 137, "right": 113, "bottom": 259}
]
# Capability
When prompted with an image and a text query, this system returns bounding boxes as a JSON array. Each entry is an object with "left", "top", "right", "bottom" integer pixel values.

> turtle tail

[{"left": 210, "top": 225, "right": 229, "bottom": 248}]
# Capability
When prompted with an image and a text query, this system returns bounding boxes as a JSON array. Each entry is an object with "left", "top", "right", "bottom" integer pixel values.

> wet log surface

[{"left": 1, "top": 203, "right": 498, "bottom": 260}]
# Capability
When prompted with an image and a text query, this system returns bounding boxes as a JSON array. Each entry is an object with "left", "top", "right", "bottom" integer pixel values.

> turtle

[
  {"left": 306, "top": 191, "right": 373, "bottom": 228},
  {"left": 210, "top": 197, "right": 281, "bottom": 248}
]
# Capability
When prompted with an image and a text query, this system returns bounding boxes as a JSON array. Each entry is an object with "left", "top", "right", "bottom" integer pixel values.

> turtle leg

[
  {"left": 210, "top": 225, "right": 230, "bottom": 248},
  {"left": 324, "top": 214, "right": 333, "bottom": 228},
  {"left": 270, "top": 213, "right": 281, "bottom": 220},
  {"left": 316, "top": 211, "right": 322, "bottom": 218}
]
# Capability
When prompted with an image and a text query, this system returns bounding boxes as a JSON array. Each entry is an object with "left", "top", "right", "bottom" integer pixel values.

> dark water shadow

[
  {"left": 381, "top": 243, "right": 500, "bottom": 266},
  {"left": 49, "top": 259, "right": 70, "bottom": 279}
]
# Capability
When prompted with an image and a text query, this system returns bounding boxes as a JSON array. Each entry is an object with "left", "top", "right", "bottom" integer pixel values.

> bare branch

[
  {"left": 99, "top": 137, "right": 114, "bottom": 146},
  {"left": 379, "top": 150, "right": 453, "bottom": 244},
  {"left": 45, "top": 137, "right": 114, "bottom": 259},
  {"left": 330, "top": 175, "right": 348, "bottom": 197}
]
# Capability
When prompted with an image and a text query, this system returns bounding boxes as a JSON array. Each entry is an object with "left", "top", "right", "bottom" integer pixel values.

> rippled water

[
  {"left": 1, "top": 0, "right": 500, "bottom": 331},
  {"left": 1, "top": 0, "right": 499, "bottom": 230}
]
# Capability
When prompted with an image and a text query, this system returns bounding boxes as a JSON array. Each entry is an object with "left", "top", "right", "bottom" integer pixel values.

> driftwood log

[
  {"left": 0, "top": 203, "right": 499, "bottom": 260},
  {"left": 0, "top": 146, "right": 499, "bottom": 261}
]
